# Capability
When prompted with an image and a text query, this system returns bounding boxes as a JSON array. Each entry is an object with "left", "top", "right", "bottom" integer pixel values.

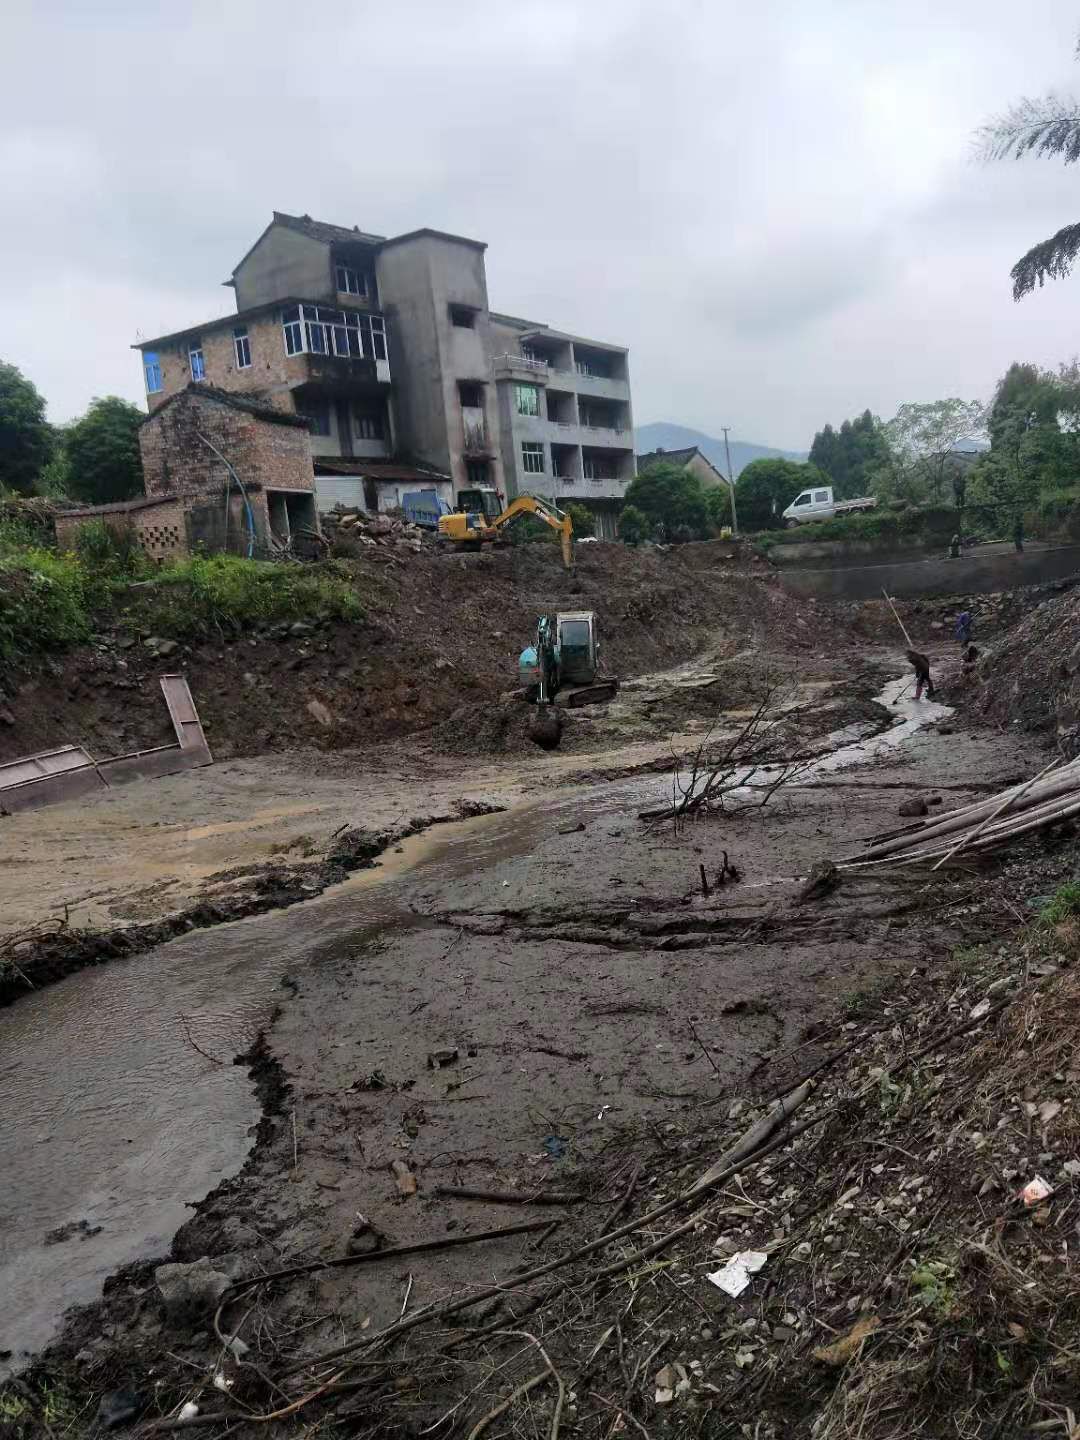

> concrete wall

[
  {"left": 233, "top": 226, "right": 333, "bottom": 310},
  {"left": 776, "top": 542, "right": 1080, "bottom": 601}
]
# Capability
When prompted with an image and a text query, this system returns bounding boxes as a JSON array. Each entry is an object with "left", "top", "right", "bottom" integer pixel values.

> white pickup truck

[{"left": 781, "top": 484, "right": 877, "bottom": 527}]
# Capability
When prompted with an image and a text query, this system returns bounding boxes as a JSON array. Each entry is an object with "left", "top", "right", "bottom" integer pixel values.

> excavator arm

[{"left": 487, "top": 495, "right": 574, "bottom": 570}]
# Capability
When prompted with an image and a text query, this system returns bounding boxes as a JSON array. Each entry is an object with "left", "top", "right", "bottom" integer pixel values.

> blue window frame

[{"left": 144, "top": 352, "right": 163, "bottom": 394}]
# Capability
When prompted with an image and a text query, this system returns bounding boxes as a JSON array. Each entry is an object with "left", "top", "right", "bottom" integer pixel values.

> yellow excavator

[{"left": 438, "top": 494, "right": 574, "bottom": 570}]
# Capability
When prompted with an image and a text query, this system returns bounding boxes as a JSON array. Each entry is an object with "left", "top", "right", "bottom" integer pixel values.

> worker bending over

[{"left": 906, "top": 648, "right": 935, "bottom": 701}]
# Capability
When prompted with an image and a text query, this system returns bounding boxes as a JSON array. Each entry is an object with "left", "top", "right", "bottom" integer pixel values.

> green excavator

[{"left": 518, "top": 611, "right": 618, "bottom": 748}]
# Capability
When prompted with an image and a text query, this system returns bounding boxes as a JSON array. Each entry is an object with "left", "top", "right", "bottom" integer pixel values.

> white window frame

[
  {"left": 521, "top": 441, "right": 545, "bottom": 475},
  {"left": 233, "top": 327, "right": 251, "bottom": 369},
  {"left": 335, "top": 263, "right": 366, "bottom": 297},
  {"left": 189, "top": 346, "right": 205, "bottom": 381},
  {"left": 282, "top": 304, "right": 387, "bottom": 361},
  {"left": 515, "top": 383, "right": 540, "bottom": 417},
  {"left": 354, "top": 405, "right": 383, "bottom": 441},
  {"left": 144, "top": 352, "right": 163, "bottom": 394}
]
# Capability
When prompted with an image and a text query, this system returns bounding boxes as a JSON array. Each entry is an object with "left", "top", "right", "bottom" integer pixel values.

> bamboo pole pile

[{"left": 839, "top": 756, "right": 1080, "bottom": 870}]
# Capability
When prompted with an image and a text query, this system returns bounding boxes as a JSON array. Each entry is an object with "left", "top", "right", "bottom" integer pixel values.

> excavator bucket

[{"left": 528, "top": 704, "right": 563, "bottom": 750}]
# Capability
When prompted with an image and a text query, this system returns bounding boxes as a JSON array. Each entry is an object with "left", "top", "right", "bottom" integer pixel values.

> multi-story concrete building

[{"left": 135, "top": 213, "right": 635, "bottom": 534}]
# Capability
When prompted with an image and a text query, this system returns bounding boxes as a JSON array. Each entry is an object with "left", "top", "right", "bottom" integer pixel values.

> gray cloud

[{"left": 4, "top": 0, "right": 1080, "bottom": 448}]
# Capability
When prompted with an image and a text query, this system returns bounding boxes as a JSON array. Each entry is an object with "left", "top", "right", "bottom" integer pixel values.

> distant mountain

[{"left": 634, "top": 422, "right": 807, "bottom": 480}]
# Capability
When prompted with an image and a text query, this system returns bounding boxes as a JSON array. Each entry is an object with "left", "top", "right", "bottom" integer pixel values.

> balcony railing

[{"left": 494, "top": 352, "right": 549, "bottom": 379}]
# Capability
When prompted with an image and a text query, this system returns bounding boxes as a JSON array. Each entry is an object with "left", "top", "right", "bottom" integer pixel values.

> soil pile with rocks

[
  {"left": 0, "top": 541, "right": 864, "bottom": 765},
  {"left": 975, "top": 581, "right": 1080, "bottom": 738}
]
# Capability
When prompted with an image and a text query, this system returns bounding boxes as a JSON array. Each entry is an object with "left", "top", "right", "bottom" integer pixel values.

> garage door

[{"left": 315, "top": 476, "right": 366, "bottom": 513}]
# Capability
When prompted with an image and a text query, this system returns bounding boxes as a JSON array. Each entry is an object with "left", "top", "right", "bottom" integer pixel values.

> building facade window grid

[
  {"left": 233, "top": 328, "right": 251, "bottom": 369},
  {"left": 335, "top": 263, "right": 366, "bottom": 296},
  {"left": 514, "top": 383, "right": 539, "bottom": 417},
  {"left": 144, "top": 352, "right": 162, "bottom": 393},
  {"left": 281, "top": 305, "right": 387, "bottom": 361}
]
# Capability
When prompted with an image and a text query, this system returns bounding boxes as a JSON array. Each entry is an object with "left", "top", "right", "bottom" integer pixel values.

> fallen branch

[
  {"left": 433, "top": 1185, "right": 585, "bottom": 1206},
  {"left": 690, "top": 1080, "right": 813, "bottom": 1192}
]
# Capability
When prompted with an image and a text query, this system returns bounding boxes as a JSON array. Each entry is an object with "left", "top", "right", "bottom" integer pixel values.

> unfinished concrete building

[{"left": 135, "top": 212, "right": 635, "bottom": 534}]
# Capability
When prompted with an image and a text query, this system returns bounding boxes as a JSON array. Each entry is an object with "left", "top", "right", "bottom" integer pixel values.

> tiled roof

[
  {"left": 140, "top": 383, "right": 311, "bottom": 429},
  {"left": 273, "top": 211, "right": 386, "bottom": 247},
  {"left": 314, "top": 458, "right": 450, "bottom": 482},
  {"left": 636, "top": 446, "right": 701, "bottom": 468},
  {"left": 55, "top": 495, "right": 177, "bottom": 518}
]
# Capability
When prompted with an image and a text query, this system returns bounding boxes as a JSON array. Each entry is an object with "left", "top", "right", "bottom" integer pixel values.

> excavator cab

[{"left": 556, "top": 612, "right": 598, "bottom": 686}]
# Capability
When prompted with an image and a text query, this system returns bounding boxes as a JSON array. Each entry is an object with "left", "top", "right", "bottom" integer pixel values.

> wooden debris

[
  {"left": 391, "top": 1160, "right": 417, "bottom": 1197},
  {"left": 812, "top": 1314, "right": 880, "bottom": 1366}
]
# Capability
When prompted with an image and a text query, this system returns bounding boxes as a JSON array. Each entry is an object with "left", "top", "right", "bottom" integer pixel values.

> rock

[
  {"left": 114, "top": 635, "right": 136, "bottom": 650},
  {"left": 155, "top": 1257, "right": 232, "bottom": 1321},
  {"left": 156, "top": 639, "right": 179, "bottom": 657},
  {"left": 306, "top": 698, "right": 334, "bottom": 728},
  {"left": 427, "top": 1047, "right": 459, "bottom": 1069},
  {"left": 96, "top": 1388, "right": 146, "bottom": 1431},
  {"left": 0, "top": 707, "right": 14, "bottom": 726},
  {"left": 290, "top": 621, "right": 314, "bottom": 636},
  {"left": 391, "top": 1159, "right": 417, "bottom": 1197},
  {"left": 368, "top": 515, "right": 394, "bottom": 536},
  {"left": 772, "top": 1325, "right": 796, "bottom": 1341},
  {"left": 898, "top": 797, "right": 928, "bottom": 817}
]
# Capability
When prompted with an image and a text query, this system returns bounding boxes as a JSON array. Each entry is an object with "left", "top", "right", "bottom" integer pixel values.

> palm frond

[
  {"left": 976, "top": 92, "right": 1080, "bottom": 163},
  {"left": 1011, "top": 220, "right": 1080, "bottom": 299}
]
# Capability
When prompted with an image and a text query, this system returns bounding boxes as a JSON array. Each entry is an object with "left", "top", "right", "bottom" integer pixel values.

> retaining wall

[{"left": 775, "top": 543, "right": 1080, "bottom": 601}]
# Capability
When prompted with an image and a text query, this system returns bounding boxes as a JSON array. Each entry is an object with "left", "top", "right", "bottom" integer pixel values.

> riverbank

[{"left": 0, "top": 647, "right": 1058, "bottom": 1433}]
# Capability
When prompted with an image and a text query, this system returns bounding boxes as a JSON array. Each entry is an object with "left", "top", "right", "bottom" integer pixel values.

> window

[
  {"left": 233, "top": 327, "right": 251, "bottom": 369},
  {"left": 189, "top": 346, "right": 205, "bottom": 381},
  {"left": 793, "top": 492, "right": 810, "bottom": 507},
  {"left": 459, "top": 382, "right": 483, "bottom": 408},
  {"left": 143, "top": 351, "right": 162, "bottom": 394},
  {"left": 335, "top": 263, "right": 366, "bottom": 296},
  {"left": 522, "top": 442, "right": 545, "bottom": 475},
  {"left": 300, "top": 398, "right": 331, "bottom": 436},
  {"left": 515, "top": 384, "right": 540, "bottom": 417},
  {"left": 466, "top": 460, "right": 490, "bottom": 488},
  {"left": 450, "top": 305, "right": 476, "bottom": 328},
  {"left": 521, "top": 346, "right": 544, "bottom": 365},
  {"left": 282, "top": 305, "right": 304, "bottom": 355},
  {"left": 813, "top": 489, "right": 830, "bottom": 503},
  {"left": 282, "top": 304, "right": 388, "bottom": 361},
  {"left": 583, "top": 456, "right": 615, "bottom": 480},
  {"left": 354, "top": 405, "right": 384, "bottom": 440}
]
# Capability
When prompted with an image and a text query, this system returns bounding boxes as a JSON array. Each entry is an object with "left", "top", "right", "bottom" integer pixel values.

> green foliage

[
  {"left": 624, "top": 462, "right": 708, "bottom": 540},
  {"left": 704, "top": 485, "right": 735, "bottom": 532},
  {"left": 736, "top": 458, "right": 827, "bottom": 529},
  {"left": 807, "top": 410, "right": 891, "bottom": 499},
  {"left": 881, "top": 399, "right": 987, "bottom": 504},
  {"left": 37, "top": 442, "right": 73, "bottom": 499},
  {"left": 563, "top": 502, "right": 595, "bottom": 538},
  {"left": 137, "top": 555, "right": 362, "bottom": 639},
  {"left": 73, "top": 519, "right": 148, "bottom": 578},
  {"left": 1039, "top": 880, "right": 1080, "bottom": 927},
  {"left": 617, "top": 504, "right": 653, "bottom": 545},
  {"left": 65, "top": 395, "right": 144, "bottom": 504},
  {"left": 0, "top": 361, "right": 53, "bottom": 495},
  {"left": 910, "top": 1260, "right": 958, "bottom": 1319},
  {"left": 0, "top": 548, "right": 92, "bottom": 660},
  {"left": 761, "top": 505, "right": 958, "bottom": 549}
]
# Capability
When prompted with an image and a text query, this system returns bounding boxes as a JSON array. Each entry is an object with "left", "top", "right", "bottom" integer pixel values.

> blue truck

[{"left": 401, "top": 490, "right": 453, "bottom": 531}]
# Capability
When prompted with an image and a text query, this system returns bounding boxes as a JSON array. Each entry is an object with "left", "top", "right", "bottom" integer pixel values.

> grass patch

[
  {"left": 1038, "top": 878, "right": 1080, "bottom": 926},
  {"left": 130, "top": 554, "right": 363, "bottom": 639},
  {"left": 0, "top": 548, "right": 93, "bottom": 661}
]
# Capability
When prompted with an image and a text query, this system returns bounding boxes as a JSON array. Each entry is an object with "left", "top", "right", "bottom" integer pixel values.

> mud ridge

[{"left": 0, "top": 800, "right": 504, "bottom": 1009}]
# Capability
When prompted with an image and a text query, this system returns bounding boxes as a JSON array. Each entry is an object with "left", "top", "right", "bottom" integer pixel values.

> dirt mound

[
  {"left": 0, "top": 542, "right": 861, "bottom": 764},
  {"left": 975, "top": 583, "right": 1080, "bottom": 738}
]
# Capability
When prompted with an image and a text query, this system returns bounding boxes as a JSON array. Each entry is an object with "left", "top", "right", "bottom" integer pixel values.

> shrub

[
  {"left": 134, "top": 555, "right": 363, "bottom": 638},
  {"left": 618, "top": 505, "right": 653, "bottom": 545},
  {"left": 0, "top": 549, "right": 92, "bottom": 660},
  {"left": 563, "top": 502, "right": 595, "bottom": 538}
]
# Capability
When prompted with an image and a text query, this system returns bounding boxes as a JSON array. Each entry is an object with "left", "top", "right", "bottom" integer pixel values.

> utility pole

[{"left": 721, "top": 427, "right": 739, "bottom": 535}]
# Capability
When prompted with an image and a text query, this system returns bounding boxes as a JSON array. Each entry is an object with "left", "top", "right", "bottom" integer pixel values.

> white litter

[
  {"left": 212, "top": 1372, "right": 233, "bottom": 1392},
  {"left": 178, "top": 1402, "right": 200, "bottom": 1421},
  {"left": 1020, "top": 1175, "right": 1053, "bottom": 1206},
  {"left": 969, "top": 998, "right": 991, "bottom": 1020},
  {"left": 706, "top": 1249, "right": 768, "bottom": 1297}
]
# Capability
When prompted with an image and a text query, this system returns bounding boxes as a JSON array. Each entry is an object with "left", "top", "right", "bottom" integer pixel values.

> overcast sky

[{"left": 4, "top": 0, "right": 1080, "bottom": 449}]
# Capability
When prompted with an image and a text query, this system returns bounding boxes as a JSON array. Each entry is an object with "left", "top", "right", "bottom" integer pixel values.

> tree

[
  {"left": 969, "top": 362, "right": 1075, "bottom": 520},
  {"left": 0, "top": 362, "right": 53, "bottom": 495},
  {"left": 807, "top": 410, "right": 891, "bottom": 498},
  {"left": 623, "top": 462, "right": 708, "bottom": 540},
  {"left": 977, "top": 54, "right": 1080, "bottom": 298},
  {"left": 65, "top": 396, "right": 144, "bottom": 504},
  {"left": 563, "top": 502, "right": 595, "bottom": 538},
  {"left": 734, "top": 458, "right": 827, "bottom": 530},
  {"left": 704, "top": 484, "right": 735, "bottom": 532},
  {"left": 617, "top": 505, "right": 652, "bottom": 545},
  {"left": 881, "top": 399, "right": 988, "bottom": 503}
]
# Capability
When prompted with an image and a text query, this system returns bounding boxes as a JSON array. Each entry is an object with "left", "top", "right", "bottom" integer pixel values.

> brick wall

[
  {"left": 145, "top": 311, "right": 296, "bottom": 412},
  {"left": 54, "top": 499, "right": 189, "bottom": 563},
  {"left": 140, "top": 391, "right": 314, "bottom": 507}
]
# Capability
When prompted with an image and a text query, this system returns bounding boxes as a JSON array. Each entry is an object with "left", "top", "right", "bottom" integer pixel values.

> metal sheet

[
  {"left": 0, "top": 745, "right": 95, "bottom": 790},
  {"left": 159, "top": 675, "right": 213, "bottom": 763}
]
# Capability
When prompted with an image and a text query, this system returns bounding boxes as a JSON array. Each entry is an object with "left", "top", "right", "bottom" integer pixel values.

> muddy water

[
  {"left": 0, "top": 787, "right": 614, "bottom": 1375},
  {"left": 0, "top": 677, "right": 949, "bottom": 1374}
]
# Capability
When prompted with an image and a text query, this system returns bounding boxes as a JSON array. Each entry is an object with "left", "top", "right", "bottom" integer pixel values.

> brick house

[{"left": 138, "top": 384, "right": 318, "bottom": 554}]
